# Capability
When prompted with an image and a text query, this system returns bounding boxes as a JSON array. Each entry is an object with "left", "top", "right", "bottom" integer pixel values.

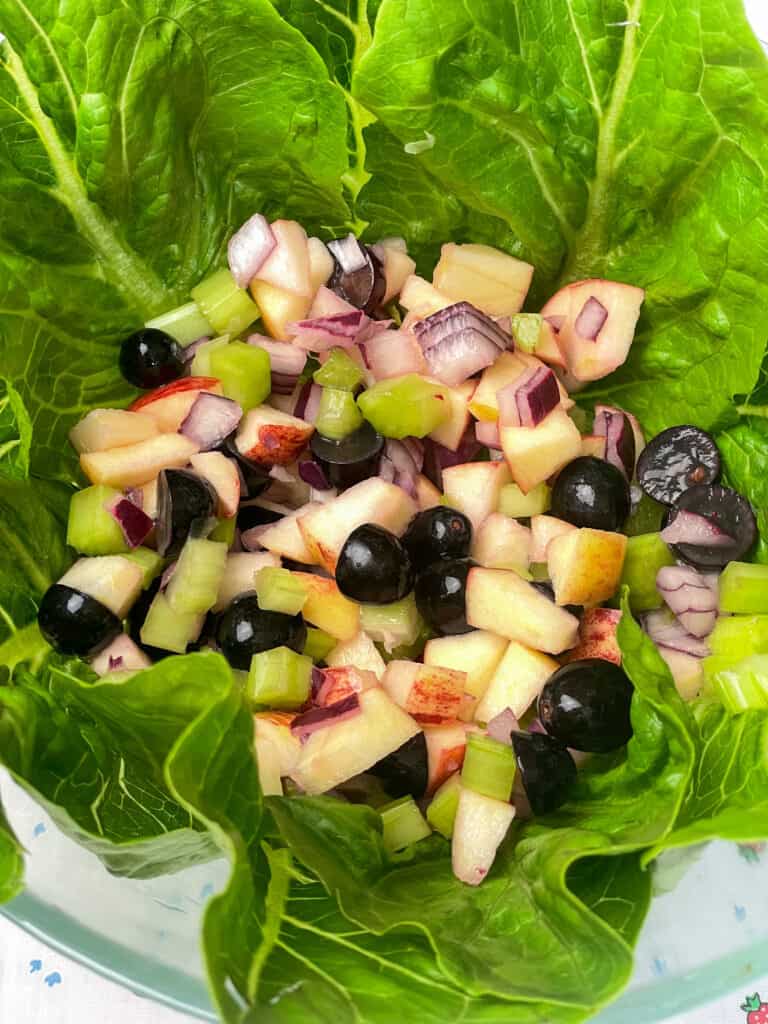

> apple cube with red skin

[
  {"left": 69, "top": 409, "right": 159, "bottom": 453},
  {"left": 433, "top": 243, "right": 533, "bottom": 318},
  {"left": 80, "top": 433, "right": 199, "bottom": 489},
  {"left": 501, "top": 408, "right": 582, "bottom": 494},
  {"left": 548, "top": 529, "right": 627, "bottom": 607},
  {"left": 540, "top": 279, "right": 645, "bottom": 383},
  {"left": 466, "top": 567, "right": 579, "bottom": 654},
  {"left": 213, "top": 552, "right": 281, "bottom": 612},
  {"left": 452, "top": 785, "right": 516, "bottom": 886},
  {"left": 658, "top": 648, "right": 703, "bottom": 702},
  {"left": 415, "top": 474, "right": 442, "bottom": 511},
  {"left": 130, "top": 377, "right": 223, "bottom": 432},
  {"left": 563, "top": 608, "right": 622, "bottom": 665},
  {"left": 325, "top": 631, "right": 386, "bottom": 679},
  {"left": 382, "top": 661, "right": 466, "bottom": 721},
  {"left": 529, "top": 515, "right": 577, "bottom": 563},
  {"left": 474, "top": 641, "right": 558, "bottom": 723},
  {"left": 236, "top": 405, "right": 314, "bottom": 467},
  {"left": 424, "top": 722, "right": 467, "bottom": 794},
  {"left": 291, "top": 687, "right": 421, "bottom": 795},
  {"left": 291, "top": 572, "right": 360, "bottom": 641},
  {"left": 298, "top": 478, "right": 417, "bottom": 573},
  {"left": 428, "top": 381, "right": 474, "bottom": 452},
  {"left": 252, "top": 219, "right": 312, "bottom": 297},
  {"left": 250, "top": 279, "right": 312, "bottom": 340},
  {"left": 189, "top": 451, "right": 240, "bottom": 518},
  {"left": 424, "top": 631, "right": 508, "bottom": 721},
  {"left": 316, "top": 666, "right": 379, "bottom": 706},
  {"left": 442, "top": 461, "right": 511, "bottom": 532},
  {"left": 471, "top": 514, "right": 531, "bottom": 571},
  {"left": 257, "top": 503, "right": 322, "bottom": 565}
]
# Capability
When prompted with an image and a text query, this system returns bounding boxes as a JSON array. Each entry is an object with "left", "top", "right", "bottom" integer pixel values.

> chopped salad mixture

[{"left": 37, "top": 219, "right": 765, "bottom": 886}]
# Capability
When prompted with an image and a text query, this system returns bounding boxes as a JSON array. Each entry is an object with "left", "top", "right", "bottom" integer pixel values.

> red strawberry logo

[{"left": 741, "top": 993, "right": 768, "bottom": 1024}]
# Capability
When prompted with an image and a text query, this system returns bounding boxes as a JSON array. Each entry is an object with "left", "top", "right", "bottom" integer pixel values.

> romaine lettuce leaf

[{"left": 719, "top": 417, "right": 768, "bottom": 563}]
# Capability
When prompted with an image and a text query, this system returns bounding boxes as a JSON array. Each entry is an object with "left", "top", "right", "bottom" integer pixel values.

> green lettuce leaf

[
  {"left": 0, "top": 798, "right": 24, "bottom": 903},
  {"left": 719, "top": 417, "right": 768, "bottom": 562},
  {"left": 0, "top": 379, "right": 32, "bottom": 480},
  {"left": 353, "top": 0, "right": 768, "bottom": 434}
]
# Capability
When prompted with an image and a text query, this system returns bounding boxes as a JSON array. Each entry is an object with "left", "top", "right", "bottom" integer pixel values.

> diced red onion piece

[
  {"left": 270, "top": 373, "right": 301, "bottom": 396},
  {"left": 227, "top": 214, "right": 276, "bottom": 288},
  {"left": 656, "top": 565, "right": 718, "bottom": 639},
  {"left": 595, "top": 404, "right": 645, "bottom": 464},
  {"left": 327, "top": 234, "right": 368, "bottom": 274},
  {"left": 475, "top": 419, "right": 502, "bottom": 450},
  {"left": 593, "top": 406, "right": 636, "bottom": 478},
  {"left": 385, "top": 439, "right": 423, "bottom": 498},
  {"left": 293, "top": 381, "right": 322, "bottom": 423},
  {"left": 422, "top": 434, "right": 482, "bottom": 489},
  {"left": 241, "top": 525, "right": 271, "bottom": 550},
  {"left": 422, "top": 328, "right": 500, "bottom": 387},
  {"left": 109, "top": 655, "right": 124, "bottom": 670},
  {"left": 574, "top": 297, "right": 608, "bottom": 340},
  {"left": 290, "top": 694, "right": 361, "bottom": 741},
  {"left": 378, "top": 455, "right": 396, "bottom": 484},
  {"left": 108, "top": 497, "right": 154, "bottom": 547},
  {"left": 183, "top": 335, "right": 212, "bottom": 363},
  {"left": 310, "top": 666, "right": 326, "bottom": 701},
  {"left": 498, "top": 365, "right": 560, "bottom": 428},
  {"left": 660, "top": 510, "right": 734, "bottom": 548},
  {"left": 486, "top": 708, "right": 519, "bottom": 744},
  {"left": 249, "top": 335, "right": 307, "bottom": 375},
  {"left": 180, "top": 393, "right": 243, "bottom": 451},
  {"left": 160, "top": 560, "right": 178, "bottom": 590},
  {"left": 288, "top": 311, "right": 372, "bottom": 352},
  {"left": 124, "top": 487, "right": 143, "bottom": 510},
  {"left": 643, "top": 610, "right": 711, "bottom": 657},
  {"left": 414, "top": 301, "right": 510, "bottom": 352},
  {"left": 543, "top": 314, "right": 565, "bottom": 333},
  {"left": 528, "top": 718, "right": 547, "bottom": 735},
  {"left": 298, "top": 460, "right": 332, "bottom": 490}
]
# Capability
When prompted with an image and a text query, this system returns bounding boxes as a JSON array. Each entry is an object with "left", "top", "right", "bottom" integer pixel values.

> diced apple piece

[
  {"left": 468, "top": 352, "right": 527, "bottom": 421},
  {"left": 255, "top": 739, "right": 284, "bottom": 796},
  {"left": 442, "top": 461, "right": 511, "bottom": 532},
  {"left": 424, "top": 631, "right": 508, "bottom": 721},
  {"left": 424, "top": 722, "right": 467, "bottom": 794},
  {"left": 433, "top": 243, "right": 533, "bottom": 318},
  {"left": 501, "top": 408, "right": 582, "bottom": 494},
  {"left": 129, "top": 377, "right": 223, "bottom": 432},
  {"left": 257, "top": 504, "right": 321, "bottom": 564},
  {"left": 658, "top": 648, "right": 703, "bottom": 702},
  {"left": 213, "top": 552, "right": 281, "bottom": 612},
  {"left": 580, "top": 435, "right": 607, "bottom": 459},
  {"left": 427, "top": 381, "right": 474, "bottom": 452},
  {"left": 534, "top": 319, "right": 567, "bottom": 368},
  {"left": 291, "top": 572, "right": 360, "bottom": 641},
  {"left": 308, "top": 285, "right": 356, "bottom": 319},
  {"left": 380, "top": 243, "right": 417, "bottom": 303},
  {"left": 90, "top": 634, "right": 151, "bottom": 676},
  {"left": 563, "top": 608, "right": 622, "bottom": 665},
  {"left": 415, "top": 474, "right": 442, "bottom": 511},
  {"left": 298, "top": 478, "right": 417, "bottom": 573},
  {"left": 471, "top": 513, "right": 531, "bottom": 571},
  {"left": 250, "top": 279, "right": 312, "bottom": 340},
  {"left": 138, "top": 478, "right": 159, "bottom": 519},
  {"left": 235, "top": 405, "right": 314, "bottom": 467},
  {"left": 548, "top": 529, "right": 627, "bottom": 607},
  {"left": 69, "top": 409, "right": 159, "bottom": 453},
  {"left": 383, "top": 661, "right": 466, "bottom": 721},
  {"left": 80, "top": 434, "right": 199, "bottom": 489},
  {"left": 399, "top": 275, "right": 453, "bottom": 317},
  {"left": 324, "top": 630, "right": 386, "bottom": 679},
  {"left": 189, "top": 451, "right": 240, "bottom": 518},
  {"left": 252, "top": 219, "right": 311, "bottom": 297},
  {"left": 291, "top": 688, "right": 421, "bottom": 795},
  {"left": 308, "top": 236, "right": 334, "bottom": 291},
  {"left": 316, "top": 666, "right": 379, "bottom": 706},
  {"left": 60, "top": 556, "right": 144, "bottom": 618},
  {"left": 466, "top": 567, "right": 579, "bottom": 654},
  {"left": 529, "top": 515, "right": 577, "bottom": 563},
  {"left": 474, "top": 642, "right": 558, "bottom": 723},
  {"left": 452, "top": 785, "right": 516, "bottom": 886},
  {"left": 540, "top": 279, "right": 645, "bottom": 383},
  {"left": 253, "top": 711, "right": 301, "bottom": 776}
]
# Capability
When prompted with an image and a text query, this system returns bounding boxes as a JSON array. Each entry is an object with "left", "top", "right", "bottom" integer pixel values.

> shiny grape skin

[
  {"left": 550, "top": 456, "right": 631, "bottom": 531},
  {"left": 156, "top": 468, "right": 217, "bottom": 558},
  {"left": 636, "top": 425, "right": 721, "bottom": 506},
  {"left": 367, "top": 733, "right": 428, "bottom": 800},
  {"left": 538, "top": 659, "right": 634, "bottom": 753},
  {"left": 666, "top": 483, "right": 757, "bottom": 570},
  {"left": 119, "top": 328, "right": 185, "bottom": 389},
  {"left": 336, "top": 524, "right": 414, "bottom": 604},
  {"left": 414, "top": 558, "right": 473, "bottom": 636},
  {"left": 402, "top": 508, "right": 472, "bottom": 571},
  {"left": 215, "top": 593, "right": 306, "bottom": 670},
  {"left": 38, "top": 584, "right": 122, "bottom": 658},
  {"left": 309, "top": 422, "right": 384, "bottom": 491},
  {"left": 510, "top": 731, "right": 577, "bottom": 815},
  {"left": 328, "top": 240, "right": 386, "bottom": 315}
]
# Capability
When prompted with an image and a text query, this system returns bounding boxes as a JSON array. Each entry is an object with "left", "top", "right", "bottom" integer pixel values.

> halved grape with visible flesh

[
  {"left": 665, "top": 484, "right": 757, "bottom": 570},
  {"left": 636, "top": 425, "right": 720, "bottom": 505}
]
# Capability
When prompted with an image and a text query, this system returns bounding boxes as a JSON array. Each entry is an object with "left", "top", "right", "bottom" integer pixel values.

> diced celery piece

[
  {"left": 255, "top": 567, "right": 308, "bottom": 616},
  {"left": 361, "top": 593, "right": 422, "bottom": 651},
  {"left": 209, "top": 340, "right": 271, "bottom": 411},
  {"left": 191, "top": 268, "right": 260, "bottom": 336},
  {"left": 709, "top": 615, "right": 768, "bottom": 660},
  {"left": 706, "top": 654, "right": 768, "bottom": 714},
  {"left": 529, "top": 562, "right": 550, "bottom": 581},
  {"left": 140, "top": 592, "right": 202, "bottom": 654},
  {"left": 357, "top": 374, "right": 450, "bottom": 439},
  {"left": 247, "top": 646, "right": 313, "bottom": 709},
  {"left": 67, "top": 485, "right": 128, "bottom": 556},
  {"left": 209, "top": 516, "right": 236, "bottom": 546},
  {"left": 316, "top": 387, "right": 364, "bottom": 440},
  {"left": 166, "top": 538, "right": 228, "bottom": 615},
  {"left": 145, "top": 301, "right": 213, "bottom": 347},
  {"left": 124, "top": 547, "right": 166, "bottom": 588},
  {"left": 461, "top": 733, "right": 516, "bottom": 802},
  {"left": 303, "top": 627, "right": 337, "bottom": 663},
  {"left": 624, "top": 493, "right": 666, "bottom": 537},
  {"left": 379, "top": 620, "right": 433, "bottom": 663},
  {"left": 426, "top": 774, "right": 461, "bottom": 838},
  {"left": 719, "top": 562, "right": 768, "bottom": 614},
  {"left": 620, "top": 533, "right": 675, "bottom": 612},
  {"left": 190, "top": 335, "right": 230, "bottom": 377},
  {"left": 498, "top": 482, "right": 550, "bottom": 518},
  {"left": 380, "top": 796, "right": 432, "bottom": 852},
  {"left": 313, "top": 348, "right": 364, "bottom": 392},
  {"left": 509, "top": 313, "right": 542, "bottom": 353}
]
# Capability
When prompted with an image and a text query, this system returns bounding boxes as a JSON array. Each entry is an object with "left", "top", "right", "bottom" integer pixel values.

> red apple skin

[
  {"left": 563, "top": 608, "right": 622, "bottom": 665},
  {"left": 130, "top": 376, "right": 221, "bottom": 411},
  {"left": 240, "top": 423, "right": 312, "bottom": 466},
  {"left": 424, "top": 723, "right": 467, "bottom": 794},
  {"left": 316, "top": 667, "right": 378, "bottom": 706}
]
